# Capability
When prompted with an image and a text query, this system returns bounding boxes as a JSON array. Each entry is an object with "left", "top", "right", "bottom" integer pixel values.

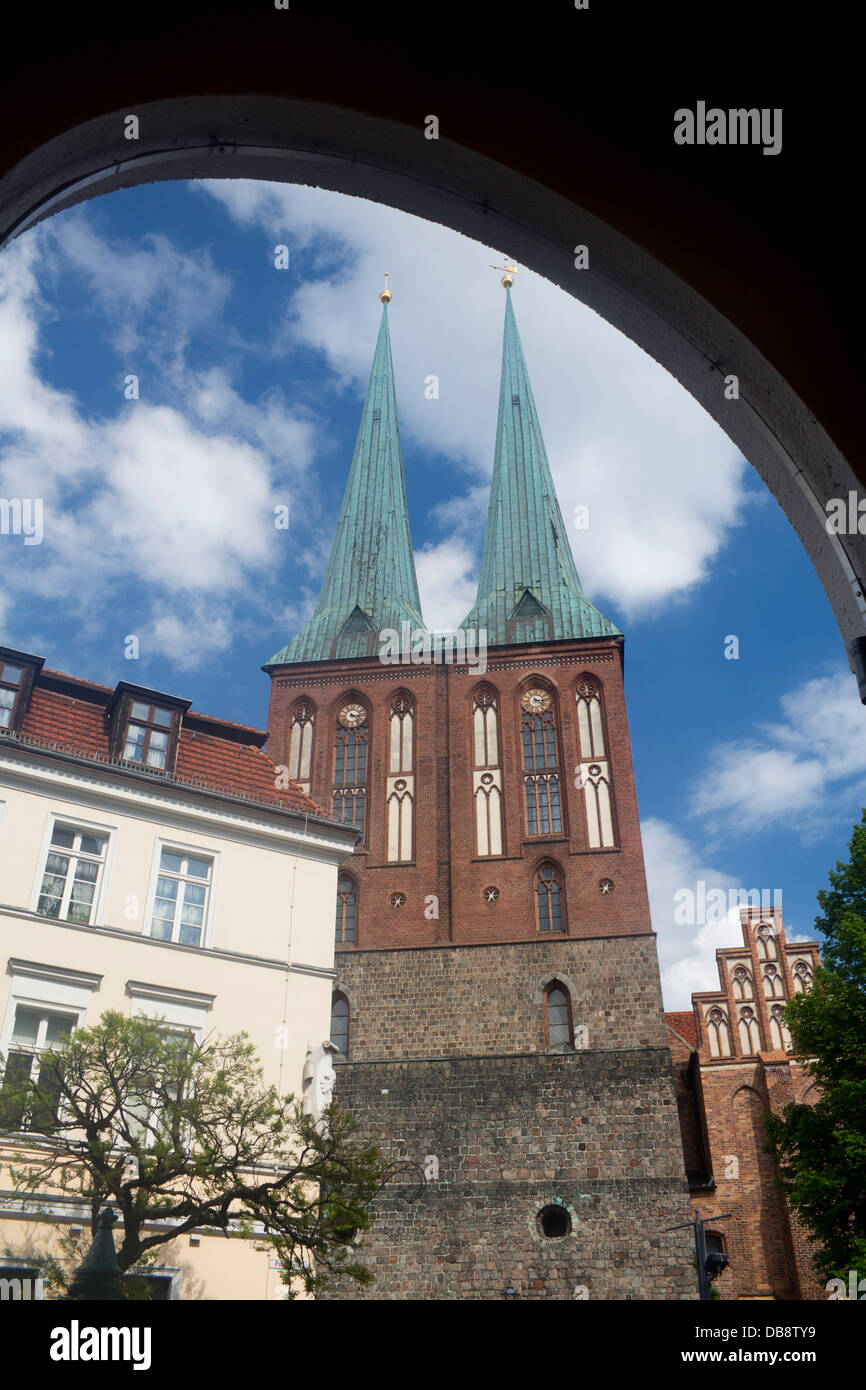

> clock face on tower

[
  {"left": 338, "top": 703, "right": 366, "bottom": 729},
  {"left": 521, "top": 688, "right": 551, "bottom": 714}
]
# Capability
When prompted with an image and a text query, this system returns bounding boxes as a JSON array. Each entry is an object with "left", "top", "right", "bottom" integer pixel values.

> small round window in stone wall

[
  {"left": 598, "top": 877, "right": 614, "bottom": 895},
  {"left": 483, "top": 886, "right": 500, "bottom": 903},
  {"left": 537, "top": 1204, "right": 572, "bottom": 1239},
  {"left": 389, "top": 892, "right": 406, "bottom": 908}
]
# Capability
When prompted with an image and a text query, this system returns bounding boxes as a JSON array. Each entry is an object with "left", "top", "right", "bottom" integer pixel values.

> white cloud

[
  {"left": 197, "top": 180, "right": 749, "bottom": 623},
  {"left": 691, "top": 670, "right": 866, "bottom": 839},
  {"left": 415, "top": 537, "right": 479, "bottom": 632},
  {"left": 0, "top": 227, "right": 321, "bottom": 669},
  {"left": 148, "top": 601, "right": 234, "bottom": 669},
  {"left": 642, "top": 816, "right": 763, "bottom": 1009},
  {"left": 42, "top": 217, "right": 233, "bottom": 373}
]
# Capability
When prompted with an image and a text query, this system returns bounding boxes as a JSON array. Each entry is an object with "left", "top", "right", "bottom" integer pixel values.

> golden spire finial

[
  {"left": 490, "top": 257, "right": 518, "bottom": 289},
  {"left": 380, "top": 271, "right": 392, "bottom": 304}
]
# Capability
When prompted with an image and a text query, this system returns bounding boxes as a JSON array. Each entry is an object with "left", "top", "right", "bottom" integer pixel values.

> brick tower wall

[
  {"left": 266, "top": 638, "right": 653, "bottom": 950},
  {"left": 334, "top": 935, "right": 672, "bottom": 1058},
  {"left": 327, "top": 937, "right": 696, "bottom": 1299},
  {"left": 267, "top": 640, "right": 695, "bottom": 1297},
  {"left": 329, "top": 1049, "right": 695, "bottom": 1300}
]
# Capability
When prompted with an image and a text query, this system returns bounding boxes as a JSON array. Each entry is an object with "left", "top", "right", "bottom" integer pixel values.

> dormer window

[
  {"left": 123, "top": 701, "right": 175, "bottom": 769},
  {"left": 0, "top": 662, "right": 24, "bottom": 729},
  {"left": 0, "top": 648, "right": 44, "bottom": 734},
  {"left": 107, "top": 683, "right": 189, "bottom": 773}
]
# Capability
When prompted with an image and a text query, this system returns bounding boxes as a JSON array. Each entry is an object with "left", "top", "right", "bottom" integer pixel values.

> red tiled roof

[
  {"left": 13, "top": 683, "right": 332, "bottom": 821},
  {"left": 41, "top": 667, "right": 116, "bottom": 694},
  {"left": 665, "top": 1010, "right": 698, "bottom": 1049}
]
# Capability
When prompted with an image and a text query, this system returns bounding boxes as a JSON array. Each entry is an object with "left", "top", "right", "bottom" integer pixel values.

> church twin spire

[
  {"left": 266, "top": 287, "right": 425, "bottom": 666},
  {"left": 266, "top": 272, "right": 619, "bottom": 668}
]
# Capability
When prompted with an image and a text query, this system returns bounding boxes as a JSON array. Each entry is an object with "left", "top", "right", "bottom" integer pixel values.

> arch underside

[{"left": 1, "top": 94, "right": 862, "bottom": 688}]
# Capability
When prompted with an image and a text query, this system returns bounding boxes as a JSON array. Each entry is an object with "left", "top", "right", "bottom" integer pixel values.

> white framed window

[
  {"left": 0, "top": 961, "right": 101, "bottom": 1135},
  {"left": 32, "top": 815, "right": 114, "bottom": 926},
  {"left": 0, "top": 661, "right": 26, "bottom": 731},
  {"left": 0, "top": 1005, "right": 76, "bottom": 1132},
  {"left": 126, "top": 981, "right": 214, "bottom": 1038},
  {"left": 145, "top": 842, "right": 218, "bottom": 949},
  {"left": 123, "top": 700, "right": 175, "bottom": 769},
  {"left": 122, "top": 984, "right": 212, "bottom": 1150}
]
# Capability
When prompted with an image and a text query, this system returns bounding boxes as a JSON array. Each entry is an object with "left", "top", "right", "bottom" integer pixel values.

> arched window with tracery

[
  {"left": 707, "top": 1007, "right": 731, "bottom": 1058},
  {"left": 544, "top": 983, "right": 573, "bottom": 1047},
  {"left": 535, "top": 863, "right": 564, "bottom": 933},
  {"left": 521, "top": 687, "right": 562, "bottom": 836},
  {"left": 330, "top": 993, "right": 349, "bottom": 1055},
  {"left": 386, "top": 694, "right": 414, "bottom": 862},
  {"left": 738, "top": 1005, "right": 761, "bottom": 1055},
  {"left": 332, "top": 700, "right": 368, "bottom": 838},
  {"left": 769, "top": 1004, "right": 792, "bottom": 1052},
  {"left": 574, "top": 677, "right": 615, "bottom": 848},
  {"left": 473, "top": 685, "right": 503, "bottom": 856},
  {"left": 731, "top": 966, "right": 753, "bottom": 1001},
  {"left": 792, "top": 961, "right": 813, "bottom": 994},
  {"left": 335, "top": 875, "right": 357, "bottom": 944},
  {"left": 287, "top": 699, "right": 315, "bottom": 794},
  {"left": 763, "top": 964, "right": 784, "bottom": 999},
  {"left": 755, "top": 923, "right": 777, "bottom": 960}
]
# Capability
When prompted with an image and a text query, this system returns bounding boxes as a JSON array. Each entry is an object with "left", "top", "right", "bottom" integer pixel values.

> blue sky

[{"left": 0, "top": 177, "right": 861, "bottom": 1007}]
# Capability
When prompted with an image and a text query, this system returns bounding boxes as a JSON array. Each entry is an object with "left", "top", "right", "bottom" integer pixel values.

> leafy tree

[
  {"left": 765, "top": 810, "right": 866, "bottom": 1282},
  {"left": 0, "top": 1012, "right": 384, "bottom": 1296}
]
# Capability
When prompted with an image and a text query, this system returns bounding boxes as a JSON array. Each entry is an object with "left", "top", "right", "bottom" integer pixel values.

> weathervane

[
  {"left": 380, "top": 272, "right": 392, "bottom": 304},
  {"left": 490, "top": 258, "right": 518, "bottom": 289}
]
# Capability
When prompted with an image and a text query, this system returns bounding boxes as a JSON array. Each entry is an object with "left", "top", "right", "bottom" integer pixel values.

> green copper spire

[
  {"left": 460, "top": 283, "right": 620, "bottom": 647},
  {"left": 266, "top": 295, "right": 426, "bottom": 666}
]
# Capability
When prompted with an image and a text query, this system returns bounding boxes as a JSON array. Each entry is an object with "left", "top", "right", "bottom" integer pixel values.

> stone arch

[
  {"left": 330, "top": 978, "right": 357, "bottom": 1015},
  {"left": 532, "top": 970, "right": 579, "bottom": 1009}
]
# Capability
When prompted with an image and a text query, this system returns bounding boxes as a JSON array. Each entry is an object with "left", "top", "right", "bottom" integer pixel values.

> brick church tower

[{"left": 263, "top": 276, "right": 695, "bottom": 1298}]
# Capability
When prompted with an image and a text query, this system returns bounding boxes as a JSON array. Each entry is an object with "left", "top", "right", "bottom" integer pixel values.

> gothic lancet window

[
  {"left": 333, "top": 702, "right": 368, "bottom": 838},
  {"left": 792, "top": 961, "right": 813, "bottom": 994},
  {"left": 473, "top": 685, "right": 503, "bottom": 856},
  {"left": 335, "top": 875, "right": 357, "bottom": 944},
  {"left": 574, "top": 678, "right": 616, "bottom": 848},
  {"left": 287, "top": 700, "right": 315, "bottom": 794},
  {"left": 762, "top": 964, "right": 784, "bottom": 999},
  {"left": 755, "top": 923, "right": 777, "bottom": 960},
  {"left": 769, "top": 1004, "right": 792, "bottom": 1052},
  {"left": 386, "top": 695, "right": 414, "bottom": 862},
  {"left": 738, "top": 1006, "right": 761, "bottom": 1055},
  {"left": 544, "top": 984, "right": 573, "bottom": 1047},
  {"left": 731, "top": 966, "right": 754, "bottom": 1000},
  {"left": 535, "top": 863, "right": 564, "bottom": 933},
  {"left": 330, "top": 994, "right": 349, "bottom": 1055},
  {"left": 521, "top": 688, "right": 562, "bottom": 836},
  {"left": 707, "top": 1007, "right": 731, "bottom": 1058}
]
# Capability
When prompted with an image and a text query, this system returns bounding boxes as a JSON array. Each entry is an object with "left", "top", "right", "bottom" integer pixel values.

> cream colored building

[{"left": 0, "top": 646, "right": 357, "bottom": 1299}]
